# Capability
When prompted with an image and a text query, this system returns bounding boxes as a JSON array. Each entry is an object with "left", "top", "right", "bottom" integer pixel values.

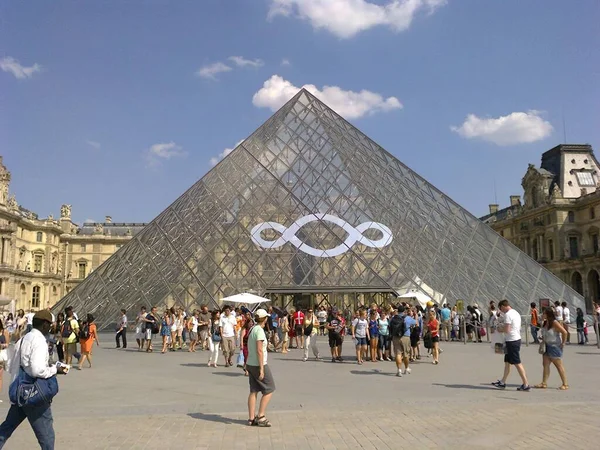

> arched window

[
  {"left": 36, "top": 232, "right": 43, "bottom": 242},
  {"left": 568, "top": 211, "right": 575, "bottom": 223},
  {"left": 31, "top": 285, "right": 41, "bottom": 308}
]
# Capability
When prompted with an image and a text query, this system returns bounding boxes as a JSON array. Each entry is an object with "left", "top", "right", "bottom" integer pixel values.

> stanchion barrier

[
  {"left": 595, "top": 321, "right": 600, "bottom": 349},
  {"left": 462, "top": 315, "right": 467, "bottom": 345},
  {"left": 524, "top": 315, "right": 529, "bottom": 347},
  {"left": 486, "top": 321, "right": 491, "bottom": 343}
]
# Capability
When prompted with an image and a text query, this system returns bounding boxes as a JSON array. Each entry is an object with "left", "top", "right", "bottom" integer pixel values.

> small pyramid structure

[{"left": 52, "top": 89, "right": 585, "bottom": 328}]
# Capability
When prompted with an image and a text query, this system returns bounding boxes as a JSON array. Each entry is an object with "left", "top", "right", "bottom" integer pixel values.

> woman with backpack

[{"left": 77, "top": 314, "right": 99, "bottom": 370}]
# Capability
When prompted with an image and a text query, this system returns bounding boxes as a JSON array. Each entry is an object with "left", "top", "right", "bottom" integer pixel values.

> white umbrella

[
  {"left": 397, "top": 290, "right": 432, "bottom": 308},
  {"left": 221, "top": 292, "right": 271, "bottom": 311}
]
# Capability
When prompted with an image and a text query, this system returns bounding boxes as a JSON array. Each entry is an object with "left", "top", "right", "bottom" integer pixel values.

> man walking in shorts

[
  {"left": 246, "top": 309, "right": 275, "bottom": 427},
  {"left": 492, "top": 299, "right": 530, "bottom": 391}
]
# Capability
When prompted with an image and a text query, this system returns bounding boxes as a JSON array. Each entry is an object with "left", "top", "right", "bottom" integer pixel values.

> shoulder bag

[{"left": 9, "top": 340, "right": 59, "bottom": 407}]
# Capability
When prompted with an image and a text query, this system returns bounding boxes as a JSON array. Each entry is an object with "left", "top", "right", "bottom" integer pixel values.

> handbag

[
  {"left": 494, "top": 343, "right": 505, "bottom": 354},
  {"left": 236, "top": 352, "right": 245, "bottom": 368},
  {"left": 479, "top": 327, "right": 487, "bottom": 337},
  {"left": 538, "top": 340, "right": 546, "bottom": 355}
]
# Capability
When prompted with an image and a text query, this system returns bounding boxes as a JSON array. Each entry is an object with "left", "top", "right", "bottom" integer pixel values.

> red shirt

[
  {"left": 427, "top": 319, "right": 439, "bottom": 338},
  {"left": 293, "top": 311, "right": 304, "bottom": 326}
]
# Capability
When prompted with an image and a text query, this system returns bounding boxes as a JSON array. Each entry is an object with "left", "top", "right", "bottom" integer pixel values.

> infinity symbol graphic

[{"left": 250, "top": 213, "right": 393, "bottom": 258}]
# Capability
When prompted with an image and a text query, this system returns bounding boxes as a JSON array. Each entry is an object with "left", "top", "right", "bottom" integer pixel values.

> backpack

[
  {"left": 389, "top": 315, "right": 406, "bottom": 338},
  {"left": 79, "top": 322, "right": 90, "bottom": 340},
  {"left": 61, "top": 319, "right": 74, "bottom": 338}
]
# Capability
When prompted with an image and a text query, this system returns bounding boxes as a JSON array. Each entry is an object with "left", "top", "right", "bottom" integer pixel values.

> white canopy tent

[
  {"left": 397, "top": 276, "right": 445, "bottom": 305},
  {"left": 221, "top": 292, "right": 271, "bottom": 312},
  {"left": 397, "top": 290, "right": 432, "bottom": 309}
]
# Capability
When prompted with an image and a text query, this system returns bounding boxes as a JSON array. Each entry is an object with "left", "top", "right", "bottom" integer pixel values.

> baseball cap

[
  {"left": 34, "top": 309, "right": 54, "bottom": 323},
  {"left": 254, "top": 308, "right": 269, "bottom": 319}
]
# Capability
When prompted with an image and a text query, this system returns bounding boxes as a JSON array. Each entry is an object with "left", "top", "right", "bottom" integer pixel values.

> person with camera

[{"left": 0, "top": 310, "right": 69, "bottom": 449}]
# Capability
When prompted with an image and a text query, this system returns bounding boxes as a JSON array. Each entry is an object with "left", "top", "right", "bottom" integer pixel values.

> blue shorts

[
  {"left": 355, "top": 337, "right": 368, "bottom": 347},
  {"left": 545, "top": 344, "right": 562, "bottom": 359}
]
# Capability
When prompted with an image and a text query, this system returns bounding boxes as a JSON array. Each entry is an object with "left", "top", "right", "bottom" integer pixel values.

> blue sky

[{"left": 2, "top": 0, "right": 599, "bottom": 224}]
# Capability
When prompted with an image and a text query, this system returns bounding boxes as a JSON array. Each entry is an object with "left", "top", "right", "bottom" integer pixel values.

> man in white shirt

[
  {"left": 561, "top": 301, "right": 571, "bottom": 344},
  {"left": 554, "top": 301, "right": 564, "bottom": 323},
  {"left": 116, "top": 308, "right": 128, "bottom": 349},
  {"left": 492, "top": 299, "right": 530, "bottom": 391},
  {"left": 219, "top": 305, "right": 237, "bottom": 367},
  {"left": 0, "top": 310, "right": 68, "bottom": 449}
]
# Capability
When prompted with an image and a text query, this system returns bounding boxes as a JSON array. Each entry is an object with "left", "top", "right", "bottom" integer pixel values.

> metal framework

[{"left": 51, "top": 89, "right": 586, "bottom": 329}]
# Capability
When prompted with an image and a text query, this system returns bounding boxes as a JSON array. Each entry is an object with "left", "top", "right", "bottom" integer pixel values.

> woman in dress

[
  {"left": 410, "top": 308, "right": 421, "bottom": 362},
  {"left": 280, "top": 312, "right": 290, "bottom": 354},
  {"left": 208, "top": 310, "right": 221, "bottom": 367},
  {"left": 535, "top": 307, "right": 569, "bottom": 390},
  {"left": 5, "top": 313, "right": 15, "bottom": 336},
  {"left": 368, "top": 310, "right": 379, "bottom": 362},
  {"left": 0, "top": 319, "right": 10, "bottom": 399},
  {"left": 77, "top": 314, "right": 100, "bottom": 370},
  {"left": 160, "top": 310, "right": 172, "bottom": 354}
]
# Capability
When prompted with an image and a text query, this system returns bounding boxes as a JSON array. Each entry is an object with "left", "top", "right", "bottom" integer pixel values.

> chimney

[
  {"left": 105, "top": 215, "right": 112, "bottom": 224},
  {"left": 510, "top": 195, "right": 521, "bottom": 207},
  {"left": 489, "top": 204, "right": 499, "bottom": 214}
]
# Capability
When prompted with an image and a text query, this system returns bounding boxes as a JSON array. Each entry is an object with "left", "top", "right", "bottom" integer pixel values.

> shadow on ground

[
  {"left": 350, "top": 369, "right": 396, "bottom": 376},
  {"left": 187, "top": 412, "right": 247, "bottom": 425},
  {"left": 432, "top": 383, "right": 502, "bottom": 391}
]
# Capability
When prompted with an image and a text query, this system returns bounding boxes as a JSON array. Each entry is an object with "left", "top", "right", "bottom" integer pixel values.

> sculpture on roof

[
  {"left": 551, "top": 184, "right": 563, "bottom": 201},
  {"left": 60, "top": 204, "right": 72, "bottom": 219},
  {"left": 7, "top": 195, "right": 17, "bottom": 210},
  {"left": 94, "top": 223, "right": 103, "bottom": 234}
]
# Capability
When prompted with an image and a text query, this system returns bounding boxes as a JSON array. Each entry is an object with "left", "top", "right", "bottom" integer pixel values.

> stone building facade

[
  {"left": 0, "top": 156, "right": 146, "bottom": 313},
  {"left": 481, "top": 144, "right": 600, "bottom": 312}
]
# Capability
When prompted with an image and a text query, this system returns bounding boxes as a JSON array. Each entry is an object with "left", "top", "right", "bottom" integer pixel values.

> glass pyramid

[{"left": 52, "top": 89, "right": 585, "bottom": 328}]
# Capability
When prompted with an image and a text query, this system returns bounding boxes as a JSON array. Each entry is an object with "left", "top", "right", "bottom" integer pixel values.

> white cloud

[
  {"left": 0, "top": 56, "right": 42, "bottom": 79},
  {"left": 252, "top": 75, "right": 402, "bottom": 119},
  {"left": 210, "top": 140, "right": 244, "bottom": 166},
  {"left": 146, "top": 142, "right": 186, "bottom": 167},
  {"left": 267, "top": 0, "right": 446, "bottom": 39},
  {"left": 84, "top": 219, "right": 95, "bottom": 224},
  {"left": 281, "top": 58, "right": 291, "bottom": 66},
  {"left": 228, "top": 56, "right": 264, "bottom": 68},
  {"left": 451, "top": 111, "right": 554, "bottom": 146},
  {"left": 195, "top": 62, "right": 232, "bottom": 80},
  {"left": 86, "top": 140, "right": 101, "bottom": 150}
]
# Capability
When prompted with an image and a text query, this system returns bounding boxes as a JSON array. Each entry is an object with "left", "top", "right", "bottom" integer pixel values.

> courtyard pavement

[{"left": 1, "top": 333, "right": 599, "bottom": 449}]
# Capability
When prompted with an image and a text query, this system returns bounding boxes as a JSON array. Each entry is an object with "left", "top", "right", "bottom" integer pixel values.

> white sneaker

[
  {"left": 404, "top": 368, "right": 411, "bottom": 375},
  {"left": 396, "top": 370, "right": 402, "bottom": 377},
  {"left": 302, "top": 357, "right": 307, "bottom": 362}
]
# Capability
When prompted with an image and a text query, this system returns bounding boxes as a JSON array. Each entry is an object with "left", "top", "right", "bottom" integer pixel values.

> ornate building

[
  {"left": 481, "top": 144, "right": 600, "bottom": 312},
  {"left": 0, "top": 156, "right": 146, "bottom": 313}
]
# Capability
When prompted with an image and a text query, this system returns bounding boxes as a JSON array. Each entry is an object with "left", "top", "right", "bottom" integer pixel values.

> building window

[
  {"left": 499, "top": 230, "right": 504, "bottom": 237},
  {"left": 36, "top": 232, "right": 43, "bottom": 242},
  {"left": 81, "top": 244, "right": 86, "bottom": 252},
  {"left": 78, "top": 262, "right": 87, "bottom": 279},
  {"left": 592, "top": 234, "right": 599, "bottom": 254},
  {"left": 576, "top": 172, "right": 595, "bottom": 187},
  {"left": 568, "top": 211, "right": 575, "bottom": 223},
  {"left": 548, "top": 239, "right": 554, "bottom": 260},
  {"left": 31, "top": 286, "right": 40, "bottom": 308},
  {"left": 591, "top": 208, "right": 596, "bottom": 220},
  {"left": 569, "top": 236, "right": 579, "bottom": 258},
  {"left": 116, "top": 244, "right": 122, "bottom": 250},
  {"left": 33, "top": 254, "right": 43, "bottom": 273}
]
